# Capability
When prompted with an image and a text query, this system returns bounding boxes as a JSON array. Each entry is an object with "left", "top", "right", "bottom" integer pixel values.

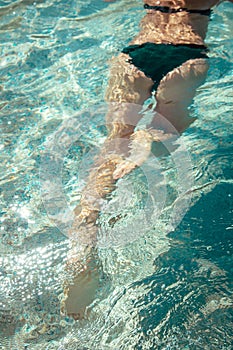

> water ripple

[{"left": 0, "top": 1, "right": 232, "bottom": 349}]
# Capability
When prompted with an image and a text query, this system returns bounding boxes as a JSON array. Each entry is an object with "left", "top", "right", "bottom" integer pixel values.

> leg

[
  {"left": 113, "top": 128, "right": 174, "bottom": 179},
  {"left": 153, "top": 58, "right": 209, "bottom": 133},
  {"left": 73, "top": 53, "right": 154, "bottom": 226},
  {"left": 113, "top": 58, "right": 209, "bottom": 178},
  {"left": 62, "top": 54, "right": 154, "bottom": 319},
  {"left": 105, "top": 53, "right": 154, "bottom": 140}
]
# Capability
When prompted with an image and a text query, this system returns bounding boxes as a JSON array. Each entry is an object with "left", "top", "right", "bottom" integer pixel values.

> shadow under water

[{"left": 131, "top": 182, "right": 233, "bottom": 349}]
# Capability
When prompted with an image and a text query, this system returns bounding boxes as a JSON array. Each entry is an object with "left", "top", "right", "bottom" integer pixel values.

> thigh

[
  {"left": 152, "top": 58, "right": 209, "bottom": 134},
  {"left": 106, "top": 52, "right": 153, "bottom": 105},
  {"left": 105, "top": 53, "right": 154, "bottom": 139}
]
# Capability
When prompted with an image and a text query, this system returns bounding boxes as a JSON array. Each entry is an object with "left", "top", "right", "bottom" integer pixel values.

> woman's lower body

[
  {"left": 63, "top": 42, "right": 209, "bottom": 318},
  {"left": 71, "top": 41, "right": 209, "bottom": 244}
]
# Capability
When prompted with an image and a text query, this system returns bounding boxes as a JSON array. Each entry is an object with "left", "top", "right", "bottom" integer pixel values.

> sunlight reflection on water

[{"left": 0, "top": 0, "right": 232, "bottom": 349}]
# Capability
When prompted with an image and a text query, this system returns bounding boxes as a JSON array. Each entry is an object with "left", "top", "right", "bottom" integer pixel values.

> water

[{"left": 0, "top": 0, "right": 232, "bottom": 349}]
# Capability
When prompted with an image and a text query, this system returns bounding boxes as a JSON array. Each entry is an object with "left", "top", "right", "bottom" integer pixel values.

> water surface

[{"left": 0, "top": 0, "right": 232, "bottom": 349}]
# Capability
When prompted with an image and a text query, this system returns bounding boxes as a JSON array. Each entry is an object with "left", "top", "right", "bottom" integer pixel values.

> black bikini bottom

[
  {"left": 143, "top": 4, "right": 212, "bottom": 16},
  {"left": 122, "top": 42, "right": 208, "bottom": 91}
]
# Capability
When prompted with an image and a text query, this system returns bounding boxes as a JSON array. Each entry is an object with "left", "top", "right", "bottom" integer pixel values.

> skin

[{"left": 63, "top": 0, "right": 232, "bottom": 318}]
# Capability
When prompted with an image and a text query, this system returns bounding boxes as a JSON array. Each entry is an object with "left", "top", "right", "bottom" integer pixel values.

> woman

[{"left": 62, "top": 0, "right": 233, "bottom": 318}]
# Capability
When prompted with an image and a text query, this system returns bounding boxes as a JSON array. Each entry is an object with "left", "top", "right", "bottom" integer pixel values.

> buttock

[{"left": 122, "top": 42, "right": 208, "bottom": 91}]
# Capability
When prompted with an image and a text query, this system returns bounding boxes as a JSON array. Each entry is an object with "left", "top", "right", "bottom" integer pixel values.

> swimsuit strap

[{"left": 144, "top": 4, "right": 212, "bottom": 16}]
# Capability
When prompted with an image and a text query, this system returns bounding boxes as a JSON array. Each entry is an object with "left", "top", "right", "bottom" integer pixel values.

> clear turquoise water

[{"left": 0, "top": 1, "right": 232, "bottom": 349}]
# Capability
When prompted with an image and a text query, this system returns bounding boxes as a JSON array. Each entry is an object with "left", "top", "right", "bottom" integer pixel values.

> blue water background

[{"left": 0, "top": 0, "right": 232, "bottom": 349}]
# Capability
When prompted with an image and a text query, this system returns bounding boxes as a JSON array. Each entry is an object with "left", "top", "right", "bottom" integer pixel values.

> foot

[
  {"left": 61, "top": 248, "right": 101, "bottom": 320},
  {"left": 62, "top": 265, "right": 100, "bottom": 320}
]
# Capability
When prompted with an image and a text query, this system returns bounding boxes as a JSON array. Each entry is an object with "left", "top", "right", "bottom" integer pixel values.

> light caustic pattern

[{"left": 39, "top": 102, "right": 194, "bottom": 248}]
